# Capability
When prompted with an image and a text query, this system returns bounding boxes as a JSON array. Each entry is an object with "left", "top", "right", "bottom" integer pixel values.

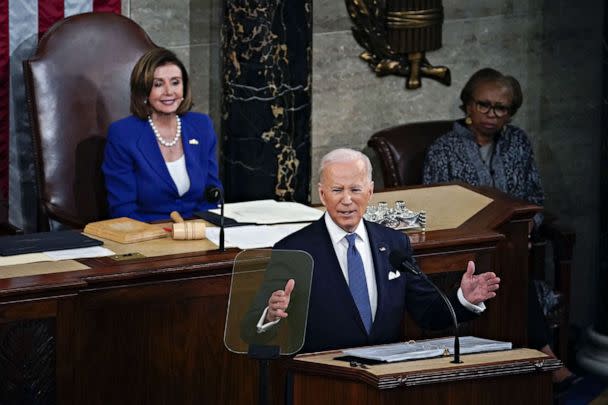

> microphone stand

[
  {"left": 423, "top": 278, "right": 462, "bottom": 364},
  {"left": 219, "top": 196, "right": 225, "bottom": 252},
  {"left": 398, "top": 255, "right": 462, "bottom": 364},
  {"left": 205, "top": 186, "right": 226, "bottom": 252}
]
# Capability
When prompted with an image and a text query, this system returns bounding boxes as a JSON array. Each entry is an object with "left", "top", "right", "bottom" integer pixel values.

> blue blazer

[
  {"left": 102, "top": 112, "right": 222, "bottom": 222},
  {"left": 273, "top": 218, "right": 478, "bottom": 353}
]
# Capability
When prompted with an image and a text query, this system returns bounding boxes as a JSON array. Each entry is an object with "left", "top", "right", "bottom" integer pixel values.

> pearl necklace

[{"left": 148, "top": 115, "right": 181, "bottom": 147}]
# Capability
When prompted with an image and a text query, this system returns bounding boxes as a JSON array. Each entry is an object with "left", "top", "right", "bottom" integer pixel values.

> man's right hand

[{"left": 266, "top": 279, "right": 295, "bottom": 323}]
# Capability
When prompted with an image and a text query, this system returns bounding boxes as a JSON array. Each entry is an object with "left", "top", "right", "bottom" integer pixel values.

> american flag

[{"left": 0, "top": 0, "right": 121, "bottom": 230}]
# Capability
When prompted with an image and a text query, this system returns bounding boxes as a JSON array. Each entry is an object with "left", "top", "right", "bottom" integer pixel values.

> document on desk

[
  {"left": 0, "top": 246, "right": 115, "bottom": 267},
  {"left": 209, "top": 200, "right": 323, "bottom": 225},
  {"left": 206, "top": 223, "right": 309, "bottom": 249},
  {"left": 342, "top": 336, "right": 512, "bottom": 363}
]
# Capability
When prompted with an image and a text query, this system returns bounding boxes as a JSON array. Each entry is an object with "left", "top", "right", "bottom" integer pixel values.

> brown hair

[
  {"left": 130, "top": 48, "right": 193, "bottom": 119},
  {"left": 459, "top": 68, "right": 523, "bottom": 116}
]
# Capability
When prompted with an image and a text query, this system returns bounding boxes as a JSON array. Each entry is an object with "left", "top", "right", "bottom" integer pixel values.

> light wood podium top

[{"left": 292, "top": 347, "right": 561, "bottom": 389}]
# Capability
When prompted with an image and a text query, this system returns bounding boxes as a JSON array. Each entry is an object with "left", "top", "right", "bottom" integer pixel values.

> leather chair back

[
  {"left": 368, "top": 120, "right": 453, "bottom": 187},
  {"left": 24, "top": 12, "right": 157, "bottom": 230}
]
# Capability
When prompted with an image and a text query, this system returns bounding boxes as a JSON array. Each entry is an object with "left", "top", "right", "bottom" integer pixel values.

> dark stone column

[
  {"left": 598, "top": 1, "right": 608, "bottom": 338},
  {"left": 221, "top": 1, "right": 312, "bottom": 203},
  {"left": 577, "top": 4, "right": 608, "bottom": 379}
]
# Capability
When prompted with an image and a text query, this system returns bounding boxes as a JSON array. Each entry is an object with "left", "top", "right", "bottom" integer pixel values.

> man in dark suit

[{"left": 257, "top": 148, "right": 501, "bottom": 353}]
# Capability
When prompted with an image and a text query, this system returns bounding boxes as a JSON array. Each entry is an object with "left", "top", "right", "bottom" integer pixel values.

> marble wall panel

[
  {"left": 443, "top": 0, "right": 514, "bottom": 19},
  {"left": 221, "top": 0, "right": 312, "bottom": 203},
  {"left": 190, "top": 0, "right": 223, "bottom": 45},
  {"left": 312, "top": 0, "right": 351, "bottom": 34},
  {"left": 128, "top": 0, "right": 190, "bottom": 47}
]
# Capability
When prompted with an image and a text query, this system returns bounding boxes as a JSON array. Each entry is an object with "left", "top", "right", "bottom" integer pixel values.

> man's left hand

[{"left": 460, "top": 261, "right": 500, "bottom": 305}]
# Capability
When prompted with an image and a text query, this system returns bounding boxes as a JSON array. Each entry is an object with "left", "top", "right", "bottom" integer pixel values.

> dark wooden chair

[
  {"left": 0, "top": 197, "right": 22, "bottom": 235},
  {"left": 368, "top": 120, "right": 575, "bottom": 360},
  {"left": 23, "top": 12, "right": 157, "bottom": 231}
]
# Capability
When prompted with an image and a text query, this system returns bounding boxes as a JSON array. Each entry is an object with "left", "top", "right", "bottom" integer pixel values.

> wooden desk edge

[{"left": 289, "top": 348, "right": 561, "bottom": 389}]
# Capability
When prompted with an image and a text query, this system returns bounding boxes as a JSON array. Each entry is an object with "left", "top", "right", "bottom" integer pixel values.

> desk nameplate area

[
  {"left": 291, "top": 348, "right": 561, "bottom": 390},
  {"left": 109, "top": 252, "right": 147, "bottom": 261}
]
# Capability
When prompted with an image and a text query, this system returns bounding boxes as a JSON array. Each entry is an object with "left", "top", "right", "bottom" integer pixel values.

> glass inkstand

[{"left": 364, "top": 200, "right": 426, "bottom": 231}]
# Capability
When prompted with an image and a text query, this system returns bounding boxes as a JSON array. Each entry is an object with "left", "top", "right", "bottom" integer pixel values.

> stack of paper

[
  {"left": 206, "top": 223, "right": 308, "bottom": 249},
  {"left": 209, "top": 200, "right": 323, "bottom": 225},
  {"left": 342, "top": 336, "right": 512, "bottom": 363}
]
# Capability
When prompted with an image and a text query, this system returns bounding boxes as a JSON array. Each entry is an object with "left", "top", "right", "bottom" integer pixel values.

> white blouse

[{"left": 165, "top": 155, "right": 190, "bottom": 197}]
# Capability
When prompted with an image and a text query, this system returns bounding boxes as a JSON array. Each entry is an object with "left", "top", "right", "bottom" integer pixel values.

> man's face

[{"left": 318, "top": 159, "right": 373, "bottom": 232}]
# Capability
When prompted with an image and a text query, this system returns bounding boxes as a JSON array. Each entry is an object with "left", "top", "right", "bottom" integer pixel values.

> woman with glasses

[
  {"left": 423, "top": 68, "right": 579, "bottom": 394},
  {"left": 423, "top": 68, "right": 543, "bottom": 227}
]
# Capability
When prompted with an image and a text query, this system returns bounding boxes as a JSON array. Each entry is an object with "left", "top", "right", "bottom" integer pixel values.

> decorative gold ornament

[
  {"left": 465, "top": 116, "right": 473, "bottom": 125},
  {"left": 345, "top": 0, "right": 451, "bottom": 89}
]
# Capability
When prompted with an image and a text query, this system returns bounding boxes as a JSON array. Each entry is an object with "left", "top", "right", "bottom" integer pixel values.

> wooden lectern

[{"left": 288, "top": 348, "right": 560, "bottom": 404}]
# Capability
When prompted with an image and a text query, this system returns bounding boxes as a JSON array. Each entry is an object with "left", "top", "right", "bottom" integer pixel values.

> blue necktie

[{"left": 345, "top": 233, "right": 372, "bottom": 333}]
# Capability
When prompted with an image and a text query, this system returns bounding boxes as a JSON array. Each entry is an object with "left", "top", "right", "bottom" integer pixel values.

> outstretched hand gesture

[{"left": 460, "top": 261, "right": 501, "bottom": 305}]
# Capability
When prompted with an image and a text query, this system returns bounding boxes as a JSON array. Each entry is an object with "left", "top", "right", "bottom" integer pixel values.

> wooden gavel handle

[{"left": 170, "top": 211, "right": 184, "bottom": 223}]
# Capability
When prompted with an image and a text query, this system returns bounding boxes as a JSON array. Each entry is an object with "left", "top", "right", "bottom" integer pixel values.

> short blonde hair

[{"left": 130, "top": 48, "right": 193, "bottom": 119}]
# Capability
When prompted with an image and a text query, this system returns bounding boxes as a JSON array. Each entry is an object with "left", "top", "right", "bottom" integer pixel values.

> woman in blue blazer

[{"left": 103, "top": 48, "right": 222, "bottom": 222}]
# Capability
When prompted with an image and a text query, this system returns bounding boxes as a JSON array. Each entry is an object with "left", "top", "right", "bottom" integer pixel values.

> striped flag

[{"left": 0, "top": 0, "right": 121, "bottom": 230}]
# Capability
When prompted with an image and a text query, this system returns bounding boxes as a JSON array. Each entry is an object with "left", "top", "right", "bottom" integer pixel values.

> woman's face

[
  {"left": 148, "top": 63, "right": 184, "bottom": 117},
  {"left": 466, "top": 81, "right": 513, "bottom": 139}
]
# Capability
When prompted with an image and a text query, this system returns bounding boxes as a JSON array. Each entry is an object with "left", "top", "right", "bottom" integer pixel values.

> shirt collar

[{"left": 324, "top": 212, "right": 369, "bottom": 245}]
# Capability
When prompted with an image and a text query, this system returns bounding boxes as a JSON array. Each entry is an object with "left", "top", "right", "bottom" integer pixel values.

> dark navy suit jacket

[
  {"left": 273, "top": 217, "right": 478, "bottom": 353},
  {"left": 102, "top": 112, "right": 221, "bottom": 222}
]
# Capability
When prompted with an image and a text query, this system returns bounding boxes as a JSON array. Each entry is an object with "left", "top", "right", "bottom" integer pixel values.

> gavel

[{"left": 170, "top": 211, "right": 206, "bottom": 240}]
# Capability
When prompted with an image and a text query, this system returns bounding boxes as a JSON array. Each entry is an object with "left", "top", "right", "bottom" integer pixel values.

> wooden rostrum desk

[
  {"left": 288, "top": 348, "right": 559, "bottom": 405},
  {"left": 0, "top": 183, "right": 540, "bottom": 404}
]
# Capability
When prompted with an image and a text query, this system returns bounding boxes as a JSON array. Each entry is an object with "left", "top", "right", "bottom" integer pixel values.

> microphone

[
  {"left": 205, "top": 186, "right": 225, "bottom": 252},
  {"left": 389, "top": 250, "right": 462, "bottom": 364}
]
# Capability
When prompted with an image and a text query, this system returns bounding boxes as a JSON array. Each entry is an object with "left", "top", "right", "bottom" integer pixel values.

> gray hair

[{"left": 319, "top": 148, "right": 373, "bottom": 183}]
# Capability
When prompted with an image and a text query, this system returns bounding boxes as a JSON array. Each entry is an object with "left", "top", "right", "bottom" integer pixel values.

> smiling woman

[{"left": 102, "top": 48, "right": 223, "bottom": 222}]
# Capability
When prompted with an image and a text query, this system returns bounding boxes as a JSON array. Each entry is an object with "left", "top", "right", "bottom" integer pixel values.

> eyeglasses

[{"left": 473, "top": 100, "right": 511, "bottom": 118}]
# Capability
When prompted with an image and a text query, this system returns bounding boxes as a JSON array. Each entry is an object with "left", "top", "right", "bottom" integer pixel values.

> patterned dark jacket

[{"left": 423, "top": 120, "right": 544, "bottom": 214}]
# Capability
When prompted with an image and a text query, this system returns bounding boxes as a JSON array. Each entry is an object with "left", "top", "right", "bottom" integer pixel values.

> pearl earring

[{"left": 465, "top": 116, "right": 472, "bottom": 125}]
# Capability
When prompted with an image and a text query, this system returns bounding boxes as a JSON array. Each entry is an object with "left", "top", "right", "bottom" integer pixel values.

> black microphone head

[
  {"left": 389, "top": 250, "right": 420, "bottom": 275},
  {"left": 389, "top": 250, "right": 409, "bottom": 270},
  {"left": 205, "top": 186, "right": 222, "bottom": 203}
]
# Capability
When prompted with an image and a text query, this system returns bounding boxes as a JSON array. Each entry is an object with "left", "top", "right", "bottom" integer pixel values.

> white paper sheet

[
  {"left": 43, "top": 246, "right": 115, "bottom": 261},
  {"left": 206, "top": 223, "right": 309, "bottom": 249},
  {"left": 0, "top": 246, "right": 116, "bottom": 267},
  {"left": 209, "top": 200, "right": 323, "bottom": 225}
]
